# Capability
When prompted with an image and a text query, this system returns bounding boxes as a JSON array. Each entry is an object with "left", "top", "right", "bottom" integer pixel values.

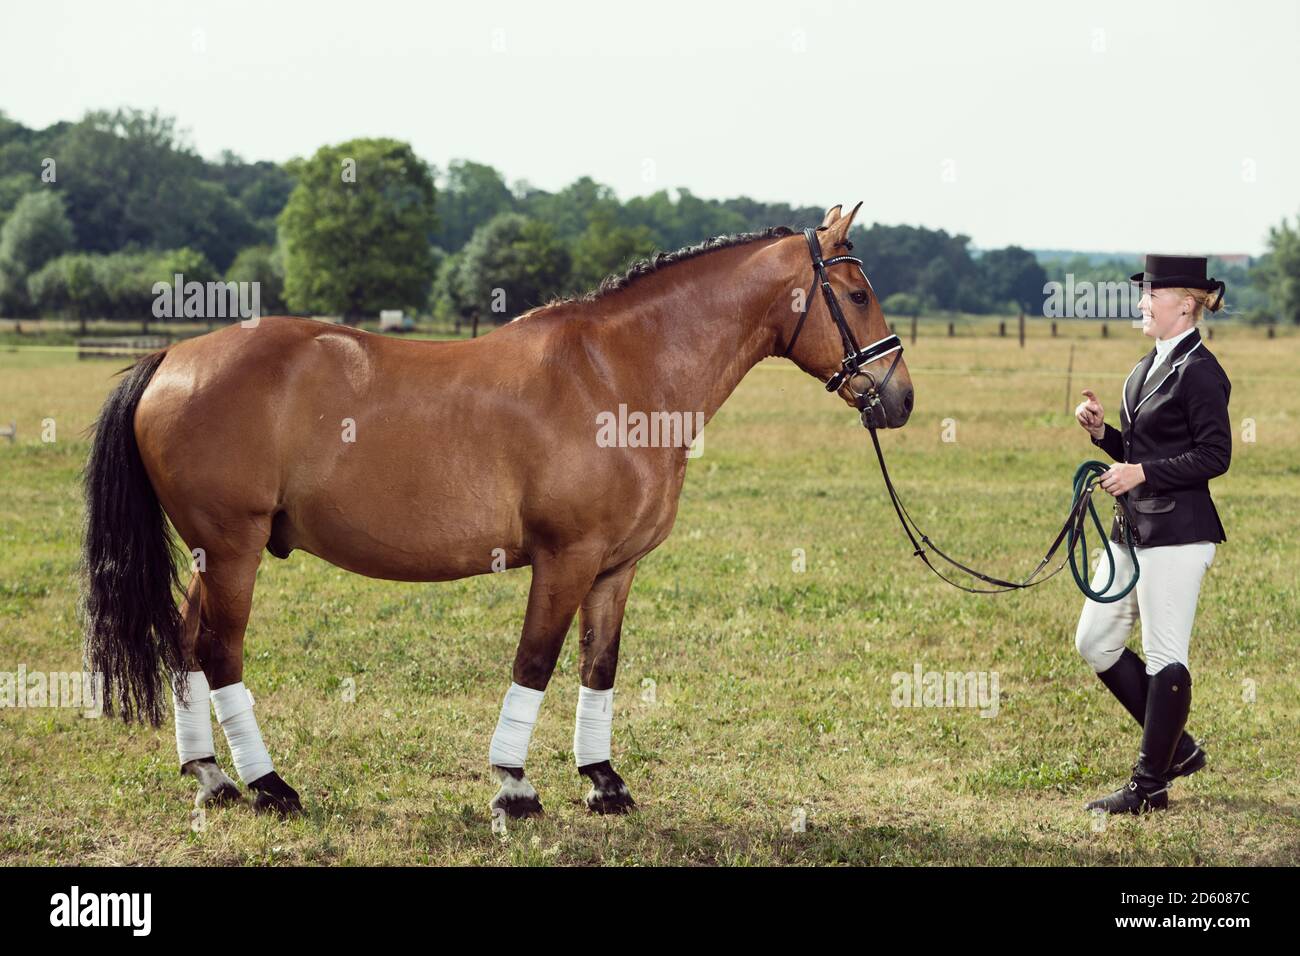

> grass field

[{"left": 1, "top": 322, "right": 1297, "bottom": 866}]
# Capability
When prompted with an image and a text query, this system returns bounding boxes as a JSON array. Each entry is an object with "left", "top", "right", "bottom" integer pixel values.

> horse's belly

[
  {"left": 279, "top": 472, "right": 526, "bottom": 581},
  {"left": 284, "top": 504, "right": 525, "bottom": 581}
]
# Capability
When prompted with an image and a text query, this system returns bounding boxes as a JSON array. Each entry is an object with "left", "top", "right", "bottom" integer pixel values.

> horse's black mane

[{"left": 553, "top": 225, "right": 796, "bottom": 306}]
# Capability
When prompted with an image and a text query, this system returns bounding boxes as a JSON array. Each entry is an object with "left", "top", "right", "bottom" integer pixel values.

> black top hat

[{"left": 1131, "top": 254, "right": 1226, "bottom": 309}]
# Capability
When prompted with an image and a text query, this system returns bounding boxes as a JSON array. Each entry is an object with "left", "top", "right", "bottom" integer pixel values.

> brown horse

[{"left": 82, "top": 202, "right": 913, "bottom": 817}]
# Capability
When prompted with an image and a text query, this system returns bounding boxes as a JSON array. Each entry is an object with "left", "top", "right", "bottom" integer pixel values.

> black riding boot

[
  {"left": 1096, "top": 649, "right": 1206, "bottom": 781},
  {"left": 1086, "top": 662, "right": 1193, "bottom": 814}
]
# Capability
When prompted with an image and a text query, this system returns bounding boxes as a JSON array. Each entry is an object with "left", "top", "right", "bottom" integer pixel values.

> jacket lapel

[
  {"left": 1132, "top": 328, "right": 1203, "bottom": 416},
  {"left": 1135, "top": 356, "right": 1172, "bottom": 406},
  {"left": 1124, "top": 349, "right": 1156, "bottom": 420}
]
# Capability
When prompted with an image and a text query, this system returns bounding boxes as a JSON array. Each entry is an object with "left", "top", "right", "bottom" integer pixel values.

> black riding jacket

[{"left": 1090, "top": 327, "right": 1231, "bottom": 547}]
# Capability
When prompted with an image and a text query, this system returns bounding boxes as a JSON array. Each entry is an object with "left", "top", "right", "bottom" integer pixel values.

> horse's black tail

[{"left": 82, "top": 350, "right": 184, "bottom": 726}]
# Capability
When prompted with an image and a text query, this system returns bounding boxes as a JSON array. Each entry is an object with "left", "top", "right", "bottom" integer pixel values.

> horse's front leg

[
  {"left": 488, "top": 549, "right": 600, "bottom": 819},
  {"left": 574, "top": 562, "right": 638, "bottom": 814}
]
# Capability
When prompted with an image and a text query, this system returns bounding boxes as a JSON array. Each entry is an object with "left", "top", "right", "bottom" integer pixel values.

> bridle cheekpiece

[{"left": 782, "top": 227, "right": 904, "bottom": 427}]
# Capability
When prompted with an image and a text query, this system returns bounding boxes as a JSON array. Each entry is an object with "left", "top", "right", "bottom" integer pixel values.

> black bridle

[
  {"left": 783, "top": 227, "right": 904, "bottom": 425},
  {"left": 784, "top": 226, "right": 1135, "bottom": 595}
]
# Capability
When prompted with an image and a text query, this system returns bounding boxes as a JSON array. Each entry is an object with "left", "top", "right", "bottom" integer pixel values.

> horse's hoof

[
  {"left": 579, "top": 760, "right": 636, "bottom": 815},
  {"left": 584, "top": 787, "right": 636, "bottom": 815},
  {"left": 493, "top": 793, "right": 544, "bottom": 819},
  {"left": 197, "top": 778, "right": 243, "bottom": 808},
  {"left": 182, "top": 757, "right": 244, "bottom": 808},
  {"left": 490, "top": 765, "right": 544, "bottom": 819},
  {"left": 248, "top": 771, "right": 303, "bottom": 816}
]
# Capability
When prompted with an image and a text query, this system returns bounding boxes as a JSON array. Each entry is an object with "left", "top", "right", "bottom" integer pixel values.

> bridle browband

[
  {"left": 782, "top": 227, "right": 904, "bottom": 423},
  {"left": 782, "top": 227, "right": 1138, "bottom": 597}
]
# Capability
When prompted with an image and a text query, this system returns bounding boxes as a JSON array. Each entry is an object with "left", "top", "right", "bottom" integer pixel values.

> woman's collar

[{"left": 1154, "top": 325, "right": 1196, "bottom": 359}]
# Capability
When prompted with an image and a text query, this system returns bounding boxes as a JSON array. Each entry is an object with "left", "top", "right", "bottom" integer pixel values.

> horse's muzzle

[{"left": 850, "top": 371, "right": 913, "bottom": 430}]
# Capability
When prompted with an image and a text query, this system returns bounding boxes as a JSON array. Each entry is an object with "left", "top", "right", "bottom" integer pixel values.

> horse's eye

[{"left": 849, "top": 290, "right": 870, "bottom": 305}]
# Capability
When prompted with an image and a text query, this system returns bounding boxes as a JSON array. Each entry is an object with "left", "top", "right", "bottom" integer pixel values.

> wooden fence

[
  {"left": 888, "top": 313, "right": 1279, "bottom": 346},
  {"left": 75, "top": 336, "right": 172, "bottom": 359}
]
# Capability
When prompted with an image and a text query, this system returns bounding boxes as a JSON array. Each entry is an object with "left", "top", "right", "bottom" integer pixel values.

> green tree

[
  {"left": 517, "top": 176, "right": 621, "bottom": 241},
  {"left": 27, "top": 253, "right": 103, "bottom": 331},
  {"left": 207, "top": 151, "right": 295, "bottom": 244},
  {"left": 279, "top": 138, "right": 437, "bottom": 320},
  {"left": 0, "top": 191, "right": 74, "bottom": 315},
  {"left": 457, "top": 213, "right": 571, "bottom": 322},
  {"left": 0, "top": 111, "right": 287, "bottom": 271},
  {"left": 569, "top": 213, "right": 658, "bottom": 292},
  {"left": 0, "top": 174, "right": 31, "bottom": 224},
  {"left": 621, "top": 188, "right": 748, "bottom": 251},
  {"left": 1253, "top": 214, "right": 1300, "bottom": 325},
  {"left": 429, "top": 250, "right": 470, "bottom": 326},
  {"left": 152, "top": 178, "right": 259, "bottom": 272},
  {"left": 94, "top": 251, "right": 156, "bottom": 319},
  {"left": 882, "top": 291, "right": 924, "bottom": 317},
  {"left": 918, "top": 256, "right": 958, "bottom": 310},
  {"left": 851, "top": 223, "right": 982, "bottom": 311},
  {"left": 719, "top": 197, "right": 824, "bottom": 233},
  {"left": 431, "top": 160, "right": 515, "bottom": 252},
  {"left": 154, "top": 247, "right": 216, "bottom": 284},
  {"left": 227, "top": 244, "right": 286, "bottom": 314},
  {"left": 80, "top": 247, "right": 214, "bottom": 322},
  {"left": 978, "top": 246, "right": 1047, "bottom": 314},
  {"left": 55, "top": 109, "right": 258, "bottom": 269}
]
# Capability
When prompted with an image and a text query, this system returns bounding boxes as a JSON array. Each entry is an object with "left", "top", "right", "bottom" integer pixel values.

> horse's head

[{"left": 778, "top": 202, "right": 914, "bottom": 429}]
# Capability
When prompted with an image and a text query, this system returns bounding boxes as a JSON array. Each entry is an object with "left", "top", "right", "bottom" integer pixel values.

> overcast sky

[{"left": 4, "top": 0, "right": 1297, "bottom": 254}]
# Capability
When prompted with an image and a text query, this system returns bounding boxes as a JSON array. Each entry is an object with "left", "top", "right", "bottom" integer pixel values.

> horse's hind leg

[
  {"left": 174, "top": 572, "right": 242, "bottom": 807},
  {"left": 574, "top": 562, "right": 638, "bottom": 814},
  {"left": 197, "top": 547, "right": 302, "bottom": 816},
  {"left": 488, "top": 549, "right": 601, "bottom": 819}
]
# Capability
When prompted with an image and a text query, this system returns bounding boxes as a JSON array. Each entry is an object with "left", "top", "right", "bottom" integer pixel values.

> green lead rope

[
  {"left": 866, "top": 426, "right": 1141, "bottom": 599},
  {"left": 1068, "top": 460, "right": 1140, "bottom": 603}
]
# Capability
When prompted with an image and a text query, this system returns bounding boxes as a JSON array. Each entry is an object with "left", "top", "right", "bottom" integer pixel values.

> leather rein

[{"left": 785, "top": 226, "right": 1139, "bottom": 597}]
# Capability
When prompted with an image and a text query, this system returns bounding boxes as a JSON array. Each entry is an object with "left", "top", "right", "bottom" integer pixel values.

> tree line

[{"left": 1, "top": 108, "right": 1297, "bottom": 327}]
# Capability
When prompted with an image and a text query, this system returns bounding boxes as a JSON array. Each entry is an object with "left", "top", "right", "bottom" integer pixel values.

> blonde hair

[{"left": 1172, "top": 286, "right": 1225, "bottom": 322}]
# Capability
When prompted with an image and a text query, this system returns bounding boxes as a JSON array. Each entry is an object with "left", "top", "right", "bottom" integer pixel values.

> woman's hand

[
  {"left": 1075, "top": 389, "right": 1106, "bottom": 439},
  {"left": 1099, "top": 462, "right": 1145, "bottom": 496}
]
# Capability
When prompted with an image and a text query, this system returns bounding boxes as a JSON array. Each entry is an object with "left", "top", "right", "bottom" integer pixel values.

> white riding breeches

[{"left": 1075, "top": 541, "right": 1216, "bottom": 675}]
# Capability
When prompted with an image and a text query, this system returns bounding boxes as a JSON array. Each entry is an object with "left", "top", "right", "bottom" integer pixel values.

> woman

[{"left": 1072, "top": 254, "right": 1232, "bottom": 814}]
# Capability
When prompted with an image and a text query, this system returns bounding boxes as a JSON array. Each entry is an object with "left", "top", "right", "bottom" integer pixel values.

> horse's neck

[{"left": 595, "top": 248, "right": 790, "bottom": 422}]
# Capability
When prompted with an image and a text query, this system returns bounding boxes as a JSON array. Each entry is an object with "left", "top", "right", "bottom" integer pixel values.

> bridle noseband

[{"left": 782, "top": 227, "right": 904, "bottom": 427}]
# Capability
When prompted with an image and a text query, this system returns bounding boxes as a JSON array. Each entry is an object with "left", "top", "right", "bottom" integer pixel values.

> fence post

[
  {"left": 1268, "top": 324, "right": 1275, "bottom": 339},
  {"left": 1051, "top": 320, "right": 1057, "bottom": 338},
  {"left": 1064, "top": 343, "right": 1075, "bottom": 415},
  {"left": 998, "top": 321, "right": 1006, "bottom": 337},
  {"left": 947, "top": 321, "right": 954, "bottom": 337},
  {"left": 911, "top": 313, "right": 917, "bottom": 345},
  {"left": 1101, "top": 322, "right": 1109, "bottom": 338},
  {"left": 1207, "top": 325, "right": 1213, "bottom": 341},
  {"left": 1019, "top": 311, "right": 1025, "bottom": 348}
]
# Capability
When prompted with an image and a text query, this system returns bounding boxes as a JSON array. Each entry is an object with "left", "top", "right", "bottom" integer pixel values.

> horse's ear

[
  {"left": 820, "top": 205, "right": 843, "bottom": 228},
  {"left": 827, "top": 201, "right": 863, "bottom": 243}
]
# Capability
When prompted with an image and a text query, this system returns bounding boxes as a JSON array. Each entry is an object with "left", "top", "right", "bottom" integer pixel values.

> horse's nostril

[{"left": 903, "top": 389, "right": 914, "bottom": 413}]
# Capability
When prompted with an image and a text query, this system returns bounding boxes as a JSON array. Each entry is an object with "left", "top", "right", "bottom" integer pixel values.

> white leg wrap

[
  {"left": 173, "top": 671, "right": 215, "bottom": 766},
  {"left": 573, "top": 685, "right": 613, "bottom": 767},
  {"left": 488, "top": 682, "right": 545, "bottom": 768},
  {"left": 210, "top": 682, "right": 274, "bottom": 784}
]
